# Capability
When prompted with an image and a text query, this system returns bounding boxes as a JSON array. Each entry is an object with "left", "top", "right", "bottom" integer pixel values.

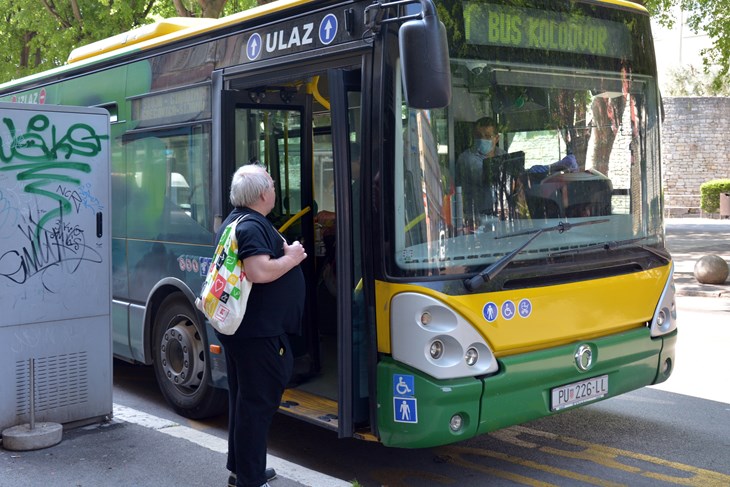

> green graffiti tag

[{"left": 0, "top": 114, "right": 109, "bottom": 237}]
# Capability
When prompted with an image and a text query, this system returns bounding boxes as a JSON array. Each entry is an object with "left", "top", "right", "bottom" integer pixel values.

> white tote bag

[{"left": 196, "top": 215, "right": 252, "bottom": 335}]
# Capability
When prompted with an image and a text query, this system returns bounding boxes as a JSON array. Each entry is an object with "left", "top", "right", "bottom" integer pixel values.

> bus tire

[{"left": 152, "top": 294, "right": 226, "bottom": 419}]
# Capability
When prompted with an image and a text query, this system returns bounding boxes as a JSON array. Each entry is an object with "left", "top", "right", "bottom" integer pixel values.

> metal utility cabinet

[{"left": 0, "top": 103, "right": 112, "bottom": 431}]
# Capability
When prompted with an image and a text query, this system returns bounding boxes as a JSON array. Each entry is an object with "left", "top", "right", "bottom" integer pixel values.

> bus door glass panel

[
  {"left": 328, "top": 68, "right": 366, "bottom": 434},
  {"left": 232, "top": 106, "right": 304, "bottom": 236},
  {"left": 226, "top": 88, "right": 317, "bottom": 382},
  {"left": 346, "top": 90, "right": 368, "bottom": 426},
  {"left": 313, "top": 124, "right": 336, "bottom": 336}
]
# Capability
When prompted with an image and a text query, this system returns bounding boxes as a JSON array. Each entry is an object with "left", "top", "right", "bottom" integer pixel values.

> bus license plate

[{"left": 551, "top": 375, "right": 608, "bottom": 411}]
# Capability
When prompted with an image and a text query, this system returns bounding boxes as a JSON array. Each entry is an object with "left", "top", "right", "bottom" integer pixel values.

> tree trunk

[
  {"left": 19, "top": 31, "right": 36, "bottom": 69},
  {"left": 173, "top": 0, "right": 194, "bottom": 16},
  {"left": 591, "top": 97, "right": 625, "bottom": 175},
  {"left": 200, "top": 0, "right": 228, "bottom": 18}
]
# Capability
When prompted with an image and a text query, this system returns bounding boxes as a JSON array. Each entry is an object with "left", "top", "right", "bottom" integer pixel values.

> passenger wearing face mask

[{"left": 457, "top": 117, "right": 505, "bottom": 227}]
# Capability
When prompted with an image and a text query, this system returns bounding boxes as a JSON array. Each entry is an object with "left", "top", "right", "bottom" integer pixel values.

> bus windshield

[{"left": 391, "top": 0, "right": 662, "bottom": 280}]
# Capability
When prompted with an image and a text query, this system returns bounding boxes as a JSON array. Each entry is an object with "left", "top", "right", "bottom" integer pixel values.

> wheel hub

[{"left": 159, "top": 322, "right": 204, "bottom": 388}]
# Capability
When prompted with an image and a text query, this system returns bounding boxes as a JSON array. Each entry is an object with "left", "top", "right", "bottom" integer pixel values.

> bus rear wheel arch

[{"left": 151, "top": 294, "right": 226, "bottom": 419}]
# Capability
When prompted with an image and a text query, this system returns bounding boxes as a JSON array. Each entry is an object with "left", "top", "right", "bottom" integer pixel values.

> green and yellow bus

[{"left": 0, "top": 0, "right": 676, "bottom": 448}]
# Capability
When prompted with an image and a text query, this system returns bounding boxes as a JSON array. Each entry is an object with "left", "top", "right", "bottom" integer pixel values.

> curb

[
  {"left": 676, "top": 288, "right": 730, "bottom": 298},
  {"left": 112, "top": 404, "right": 351, "bottom": 487},
  {"left": 674, "top": 270, "right": 729, "bottom": 299}
]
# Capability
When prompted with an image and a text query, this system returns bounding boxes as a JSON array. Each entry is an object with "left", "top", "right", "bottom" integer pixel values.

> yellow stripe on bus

[
  {"left": 68, "top": 0, "right": 315, "bottom": 64},
  {"left": 374, "top": 264, "right": 670, "bottom": 355}
]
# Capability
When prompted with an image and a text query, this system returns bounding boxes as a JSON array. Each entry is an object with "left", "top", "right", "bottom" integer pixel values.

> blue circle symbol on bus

[
  {"left": 501, "top": 300, "right": 516, "bottom": 320},
  {"left": 483, "top": 302, "right": 498, "bottom": 322},
  {"left": 518, "top": 298, "right": 532, "bottom": 318},
  {"left": 246, "top": 33, "right": 262, "bottom": 61},
  {"left": 319, "top": 14, "right": 338, "bottom": 45}
]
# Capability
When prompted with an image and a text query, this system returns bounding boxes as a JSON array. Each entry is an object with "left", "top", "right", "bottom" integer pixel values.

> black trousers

[{"left": 218, "top": 333, "right": 293, "bottom": 487}]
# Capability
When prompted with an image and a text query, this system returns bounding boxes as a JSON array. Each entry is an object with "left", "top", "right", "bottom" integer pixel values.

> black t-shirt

[{"left": 215, "top": 207, "right": 305, "bottom": 338}]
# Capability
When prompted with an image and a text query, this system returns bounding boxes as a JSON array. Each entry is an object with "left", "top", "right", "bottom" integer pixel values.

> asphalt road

[{"left": 98, "top": 291, "right": 730, "bottom": 487}]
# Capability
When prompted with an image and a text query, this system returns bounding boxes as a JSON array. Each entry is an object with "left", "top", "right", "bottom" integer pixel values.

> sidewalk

[
  {"left": 665, "top": 217, "right": 730, "bottom": 298},
  {"left": 0, "top": 404, "right": 349, "bottom": 487}
]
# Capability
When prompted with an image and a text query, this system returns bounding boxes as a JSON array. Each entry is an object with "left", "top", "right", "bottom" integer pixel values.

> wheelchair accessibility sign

[
  {"left": 393, "top": 374, "right": 417, "bottom": 423},
  {"left": 394, "top": 374, "right": 414, "bottom": 397}
]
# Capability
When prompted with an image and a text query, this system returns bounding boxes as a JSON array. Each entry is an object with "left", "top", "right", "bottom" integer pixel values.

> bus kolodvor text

[{"left": 0, "top": 0, "right": 676, "bottom": 448}]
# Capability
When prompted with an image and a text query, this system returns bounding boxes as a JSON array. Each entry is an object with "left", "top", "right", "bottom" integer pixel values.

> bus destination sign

[{"left": 464, "top": 2, "right": 632, "bottom": 59}]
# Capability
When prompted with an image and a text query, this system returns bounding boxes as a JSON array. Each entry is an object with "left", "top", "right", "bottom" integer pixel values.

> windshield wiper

[
  {"left": 550, "top": 236, "right": 671, "bottom": 265},
  {"left": 463, "top": 219, "right": 609, "bottom": 292}
]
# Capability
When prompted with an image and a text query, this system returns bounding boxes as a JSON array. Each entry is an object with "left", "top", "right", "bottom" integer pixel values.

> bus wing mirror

[{"left": 398, "top": 1, "right": 451, "bottom": 109}]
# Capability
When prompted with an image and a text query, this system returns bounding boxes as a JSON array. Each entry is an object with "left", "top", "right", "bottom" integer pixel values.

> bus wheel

[{"left": 152, "top": 295, "right": 226, "bottom": 419}]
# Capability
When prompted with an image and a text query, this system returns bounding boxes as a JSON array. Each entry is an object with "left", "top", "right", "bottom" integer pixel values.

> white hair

[{"left": 229, "top": 164, "right": 270, "bottom": 207}]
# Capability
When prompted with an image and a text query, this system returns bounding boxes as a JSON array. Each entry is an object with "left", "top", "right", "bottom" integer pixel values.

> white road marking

[{"left": 113, "top": 404, "right": 350, "bottom": 487}]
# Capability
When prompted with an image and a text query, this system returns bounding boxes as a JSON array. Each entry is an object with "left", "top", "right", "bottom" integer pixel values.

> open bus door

[
  {"left": 217, "top": 69, "right": 374, "bottom": 441},
  {"left": 328, "top": 68, "right": 369, "bottom": 438},
  {"left": 219, "top": 83, "right": 320, "bottom": 388}
]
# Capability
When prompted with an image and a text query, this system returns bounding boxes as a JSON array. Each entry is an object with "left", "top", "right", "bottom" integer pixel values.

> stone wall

[{"left": 662, "top": 97, "right": 730, "bottom": 214}]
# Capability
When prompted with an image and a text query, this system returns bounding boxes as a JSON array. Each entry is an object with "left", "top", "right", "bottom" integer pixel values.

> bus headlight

[
  {"left": 391, "top": 293, "right": 498, "bottom": 380},
  {"left": 465, "top": 347, "right": 478, "bottom": 366},
  {"left": 429, "top": 340, "right": 444, "bottom": 360},
  {"left": 421, "top": 311, "right": 432, "bottom": 326},
  {"left": 449, "top": 414, "right": 464, "bottom": 432}
]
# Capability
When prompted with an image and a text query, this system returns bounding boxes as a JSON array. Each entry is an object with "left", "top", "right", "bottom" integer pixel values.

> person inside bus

[
  {"left": 457, "top": 117, "right": 505, "bottom": 227},
  {"left": 214, "top": 163, "right": 307, "bottom": 487}
]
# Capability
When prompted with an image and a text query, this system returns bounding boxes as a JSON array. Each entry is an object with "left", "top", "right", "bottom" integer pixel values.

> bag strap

[
  {"left": 235, "top": 212, "right": 287, "bottom": 244},
  {"left": 226, "top": 213, "right": 288, "bottom": 259},
  {"left": 216, "top": 214, "right": 248, "bottom": 247}
]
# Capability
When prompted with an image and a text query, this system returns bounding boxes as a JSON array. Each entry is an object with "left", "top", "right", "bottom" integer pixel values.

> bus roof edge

[{"left": 68, "top": 0, "right": 314, "bottom": 64}]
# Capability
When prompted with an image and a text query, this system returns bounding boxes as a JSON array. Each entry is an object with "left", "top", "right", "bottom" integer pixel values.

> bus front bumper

[{"left": 377, "top": 327, "right": 677, "bottom": 448}]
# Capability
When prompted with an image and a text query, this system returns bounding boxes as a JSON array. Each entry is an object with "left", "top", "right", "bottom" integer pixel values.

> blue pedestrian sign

[
  {"left": 246, "top": 33, "right": 262, "bottom": 61},
  {"left": 319, "top": 14, "right": 338, "bottom": 45},
  {"left": 393, "top": 374, "right": 414, "bottom": 397},
  {"left": 483, "top": 302, "right": 498, "bottom": 322},
  {"left": 394, "top": 397, "right": 418, "bottom": 423}
]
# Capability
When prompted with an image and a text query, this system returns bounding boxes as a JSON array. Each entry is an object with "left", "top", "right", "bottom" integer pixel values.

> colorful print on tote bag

[{"left": 196, "top": 215, "right": 252, "bottom": 335}]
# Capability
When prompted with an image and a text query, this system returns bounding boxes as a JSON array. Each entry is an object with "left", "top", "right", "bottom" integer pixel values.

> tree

[
  {"left": 643, "top": 0, "right": 730, "bottom": 86},
  {"left": 0, "top": 0, "right": 161, "bottom": 82},
  {"left": 172, "top": 0, "right": 227, "bottom": 18},
  {"left": 664, "top": 64, "right": 730, "bottom": 95},
  {"left": 0, "top": 0, "right": 260, "bottom": 83}
]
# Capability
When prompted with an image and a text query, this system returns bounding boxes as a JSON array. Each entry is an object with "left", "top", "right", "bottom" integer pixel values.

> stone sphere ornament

[{"left": 693, "top": 254, "right": 729, "bottom": 284}]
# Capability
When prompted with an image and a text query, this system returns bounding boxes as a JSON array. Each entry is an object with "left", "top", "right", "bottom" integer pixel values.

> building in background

[{"left": 651, "top": 7, "right": 714, "bottom": 94}]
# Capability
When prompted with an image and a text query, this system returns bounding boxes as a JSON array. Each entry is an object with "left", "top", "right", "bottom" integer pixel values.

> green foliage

[
  {"left": 0, "top": 0, "right": 162, "bottom": 82},
  {"left": 664, "top": 65, "right": 730, "bottom": 96},
  {"left": 644, "top": 0, "right": 730, "bottom": 86},
  {"left": 0, "top": 0, "right": 258, "bottom": 84},
  {"left": 700, "top": 179, "right": 730, "bottom": 214}
]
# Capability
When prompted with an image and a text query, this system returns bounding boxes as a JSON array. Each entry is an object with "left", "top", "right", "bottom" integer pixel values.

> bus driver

[{"left": 457, "top": 117, "right": 505, "bottom": 227}]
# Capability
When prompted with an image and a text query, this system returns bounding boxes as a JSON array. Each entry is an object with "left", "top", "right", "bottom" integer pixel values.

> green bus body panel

[
  {"left": 377, "top": 358, "right": 484, "bottom": 448},
  {"left": 475, "top": 328, "right": 669, "bottom": 435},
  {"left": 377, "top": 328, "right": 676, "bottom": 448},
  {"left": 653, "top": 328, "right": 677, "bottom": 385}
]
